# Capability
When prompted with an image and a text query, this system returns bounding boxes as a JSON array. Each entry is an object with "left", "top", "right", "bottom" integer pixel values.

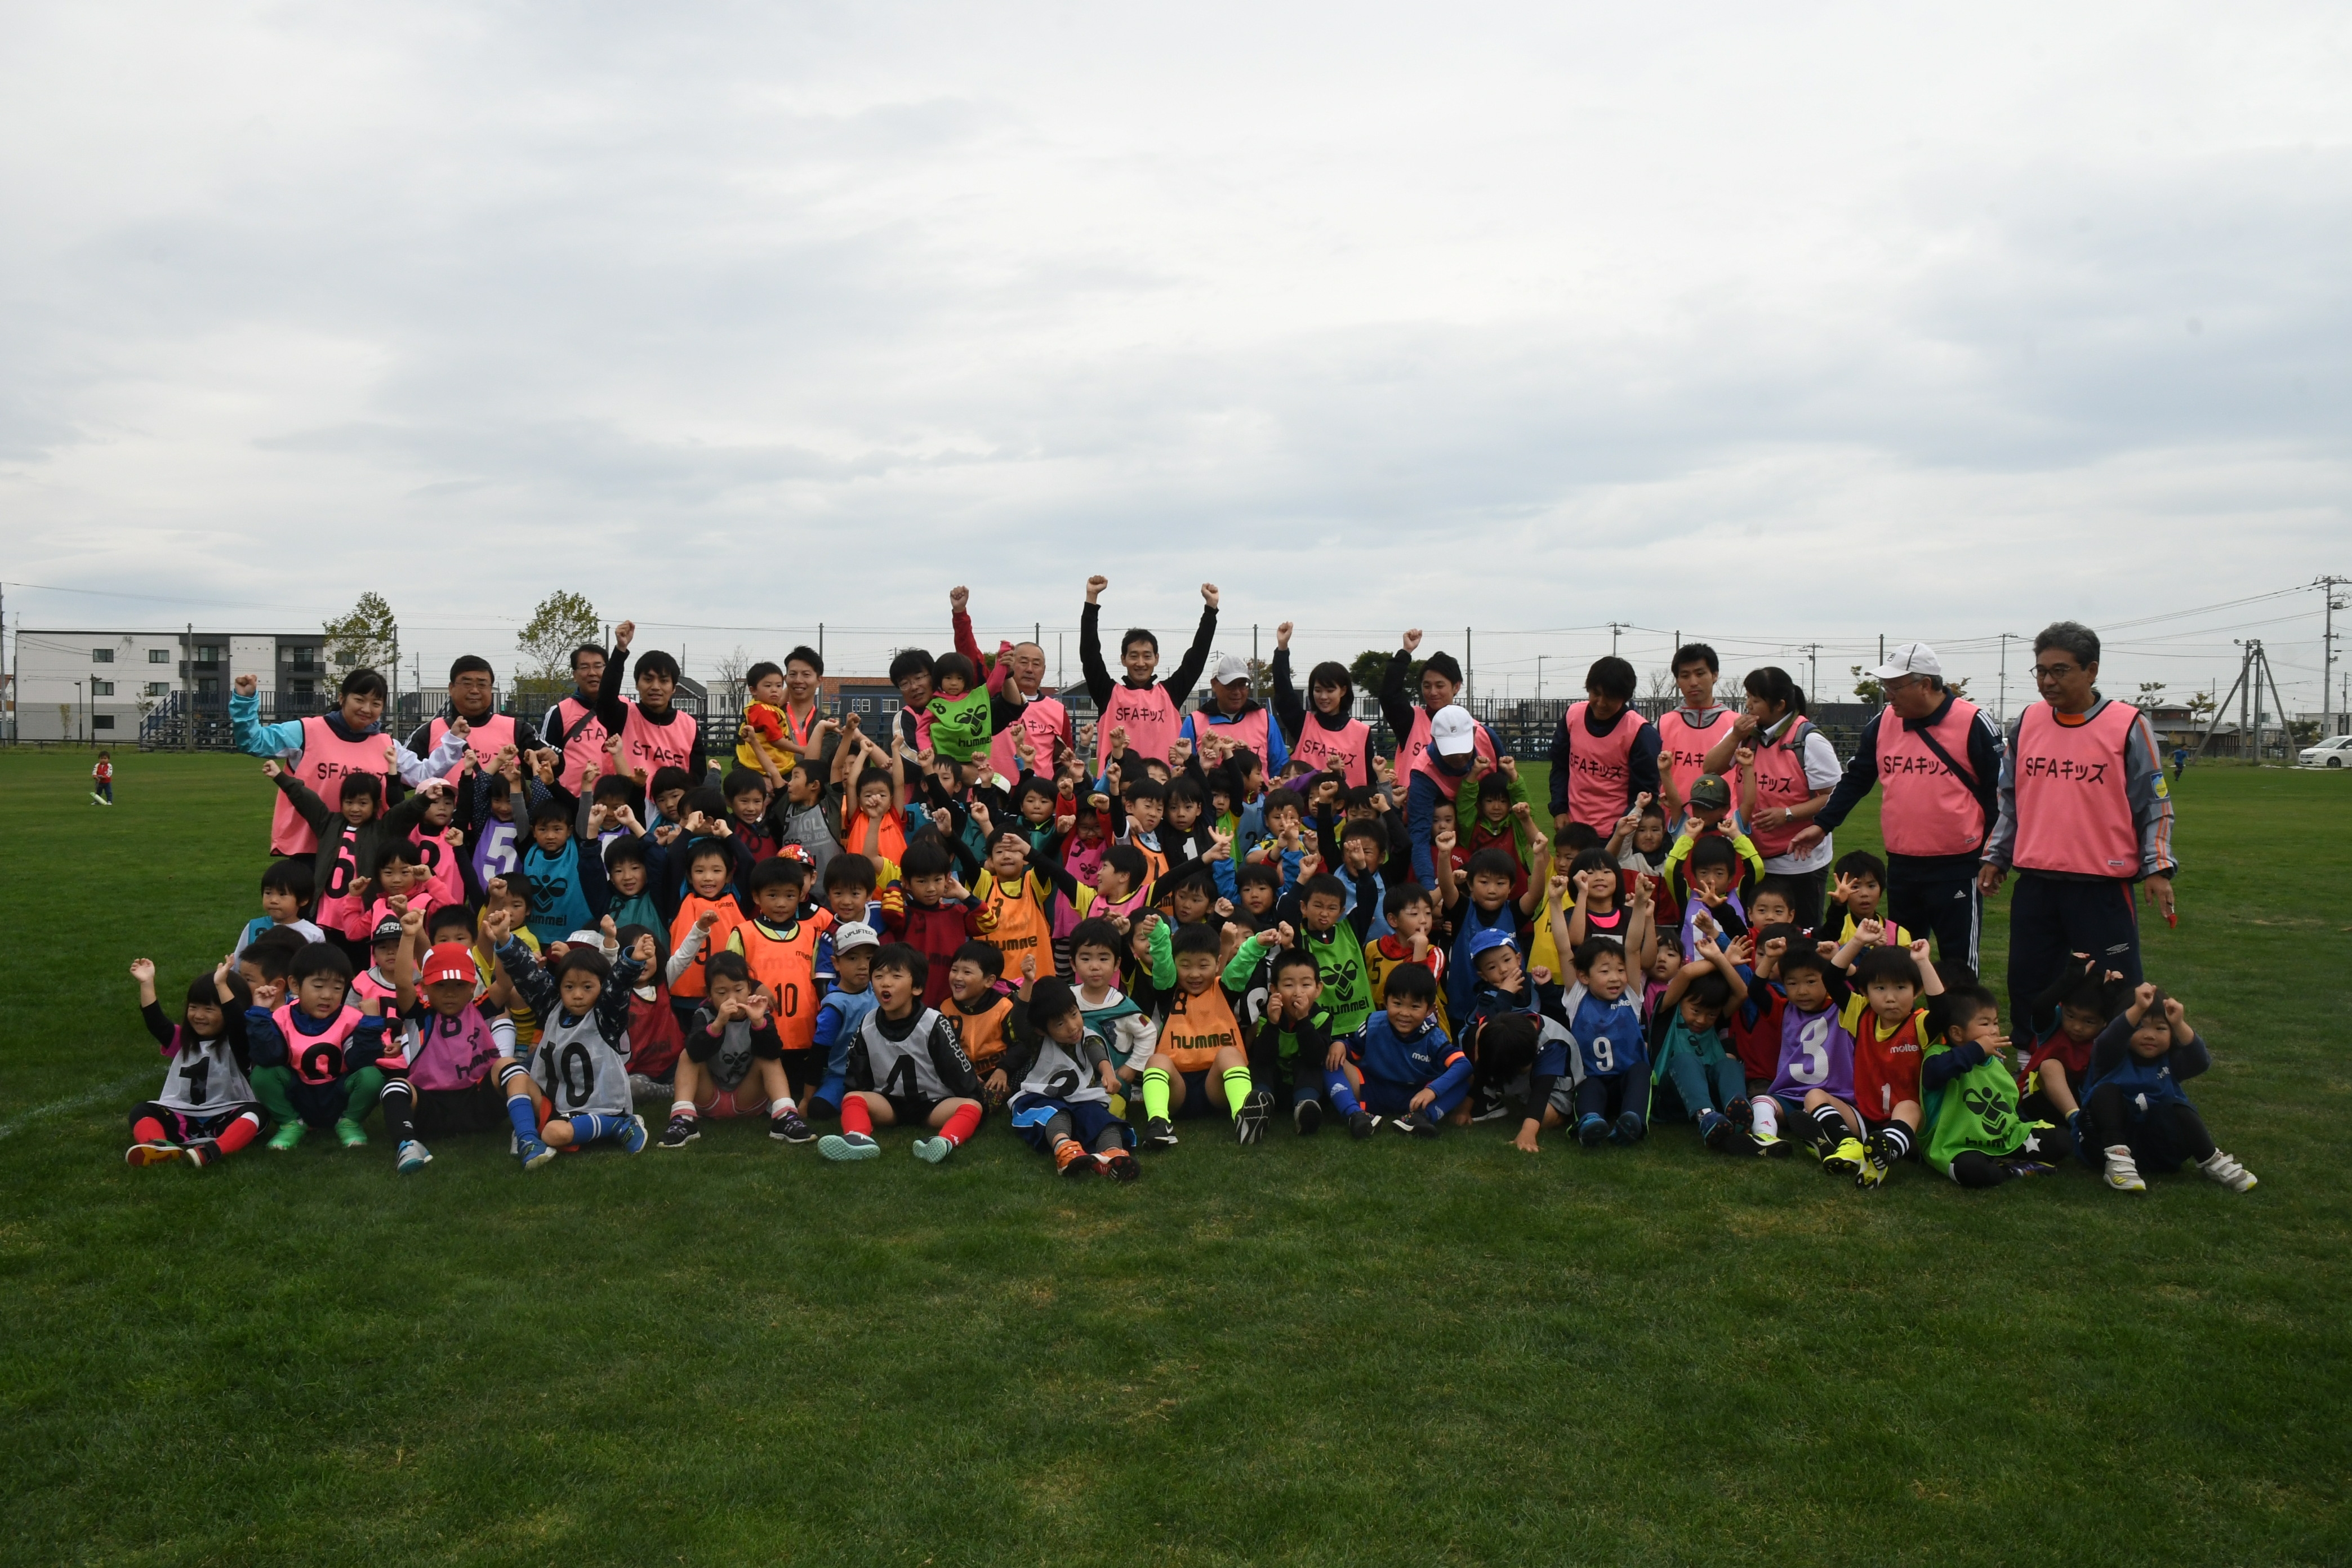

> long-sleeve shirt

[
  {"left": 1810, "top": 693, "right": 2004, "bottom": 863},
  {"left": 1182, "top": 698, "right": 1291, "bottom": 773},
  {"left": 593, "top": 647, "right": 710, "bottom": 783},
  {"left": 1984, "top": 696, "right": 2177, "bottom": 880},
  {"left": 1078, "top": 600, "right": 1218, "bottom": 721},
  {"left": 1349, "top": 1010, "right": 1469, "bottom": 1096},
  {"left": 231, "top": 691, "right": 463, "bottom": 786},
  {"left": 497, "top": 937, "right": 642, "bottom": 1048},
  {"left": 1547, "top": 706, "right": 1663, "bottom": 818}
]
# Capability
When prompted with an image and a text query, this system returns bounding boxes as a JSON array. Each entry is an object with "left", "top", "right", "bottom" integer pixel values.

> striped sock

[
  {"left": 1220, "top": 1065, "right": 1256, "bottom": 1119},
  {"left": 1878, "top": 1122, "right": 1914, "bottom": 1160}
]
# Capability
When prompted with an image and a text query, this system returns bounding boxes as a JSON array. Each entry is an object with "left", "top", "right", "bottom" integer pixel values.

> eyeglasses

[{"left": 2032, "top": 663, "right": 2081, "bottom": 682}]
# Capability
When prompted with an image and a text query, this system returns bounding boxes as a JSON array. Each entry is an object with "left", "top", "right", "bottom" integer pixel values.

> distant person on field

[{"left": 91, "top": 750, "right": 113, "bottom": 806}]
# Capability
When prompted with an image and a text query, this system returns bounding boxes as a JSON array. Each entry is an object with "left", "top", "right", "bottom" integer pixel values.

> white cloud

[{"left": 2, "top": 0, "right": 2347, "bottom": 707}]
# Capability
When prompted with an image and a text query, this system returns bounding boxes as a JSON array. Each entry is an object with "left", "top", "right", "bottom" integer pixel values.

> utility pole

[
  {"left": 1879, "top": 633, "right": 1886, "bottom": 667},
  {"left": 184, "top": 621, "right": 195, "bottom": 751},
  {"left": 2320, "top": 575, "right": 2349, "bottom": 738},
  {"left": 1464, "top": 626, "right": 1473, "bottom": 703},
  {"left": 1609, "top": 621, "right": 1624, "bottom": 658},
  {"left": 1057, "top": 632, "right": 1063, "bottom": 691},
  {"left": 1800, "top": 643, "right": 1819, "bottom": 703},
  {"left": 1253, "top": 623, "right": 1259, "bottom": 672},
  {"left": 1997, "top": 634, "right": 2012, "bottom": 726},
  {"left": 1536, "top": 656, "right": 1544, "bottom": 701}
]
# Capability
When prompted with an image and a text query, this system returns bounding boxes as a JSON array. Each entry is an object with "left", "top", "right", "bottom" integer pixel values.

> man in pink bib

[
  {"left": 1981, "top": 622, "right": 2177, "bottom": 1048},
  {"left": 1794, "top": 642, "right": 2004, "bottom": 970},
  {"left": 1077, "top": 577, "right": 1219, "bottom": 777}
]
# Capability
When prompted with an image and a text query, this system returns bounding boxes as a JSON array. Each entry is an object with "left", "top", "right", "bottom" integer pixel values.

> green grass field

[{"left": 1, "top": 748, "right": 2346, "bottom": 1567}]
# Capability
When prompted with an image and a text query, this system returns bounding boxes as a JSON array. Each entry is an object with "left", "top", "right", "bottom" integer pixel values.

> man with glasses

[
  {"left": 1981, "top": 621, "right": 2176, "bottom": 1046},
  {"left": 1789, "top": 642, "right": 2002, "bottom": 968}
]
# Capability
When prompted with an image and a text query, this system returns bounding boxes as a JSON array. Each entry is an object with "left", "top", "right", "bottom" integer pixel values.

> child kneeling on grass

[
  {"left": 246, "top": 942, "right": 393, "bottom": 1152},
  {"left": 1919, "top": 981, "right": 2072, "bottom": 1188},
  {"left": 492, "top": 915, "right": 649, "bottom": 1169},
  {"left": 126, "top": 958, "right": 262, "bottom": 1169},
  {"left": 1004, "top": 973, "right": 1140, "bottom": 1181},
  {"left": 819, "top": 943, "right": 987, "bottom": 1164},
  {"left": 2079, "top": 983, "right": 2256, "bottom": 1195}
]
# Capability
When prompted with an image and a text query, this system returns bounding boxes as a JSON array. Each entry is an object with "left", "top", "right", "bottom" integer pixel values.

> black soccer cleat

[
  {"left": 1294, "top": 1097, "right": 1323, "bottom": 1136},
  {"left": 1234, "top": 1089, "right": 1273, "bottom": 1145},
  {"left": 1348, "top": 1110, "right": 1378, "bottom": 1140},
  {"left": 1468, "top": 1085, "right": 1513, "bottom": 1123},
  {"left": 658, "top": 1112, "right": 700, "bottom": 1149},
  {"left": 1142, "top": 1116, "right": 1178, "bottom": 1150},
  {"left": 1389, "top": 1111, "right": 1442, "bottom": 1140}
]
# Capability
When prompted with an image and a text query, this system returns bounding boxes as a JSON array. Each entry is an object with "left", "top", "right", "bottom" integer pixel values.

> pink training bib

[{"left": 269, "top": 716, "right": 389, "bottom": 858}]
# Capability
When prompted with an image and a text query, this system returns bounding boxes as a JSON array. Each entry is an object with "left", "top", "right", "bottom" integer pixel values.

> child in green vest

[{"left": 1919, "top": 981, "right": 2073, "bottom": 1187}]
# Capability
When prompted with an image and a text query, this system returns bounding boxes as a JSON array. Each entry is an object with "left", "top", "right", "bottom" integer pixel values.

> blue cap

[{"left": 1466, "top": 925, "right": 1517, "bottom": 961}]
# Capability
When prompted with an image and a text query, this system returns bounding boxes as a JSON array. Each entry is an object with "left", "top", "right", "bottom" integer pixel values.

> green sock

[
  {"left": 1222, "top": 1065, "right": 1255, "bottom": 1119},
  {"left": 1142, "top": 1067, "right": 1171, "bottom": 1122}
]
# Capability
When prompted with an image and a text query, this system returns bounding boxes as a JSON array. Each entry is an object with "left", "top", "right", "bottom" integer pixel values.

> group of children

[{"left": 123, "top": 598, "right": 2257, "bottom": 1200}]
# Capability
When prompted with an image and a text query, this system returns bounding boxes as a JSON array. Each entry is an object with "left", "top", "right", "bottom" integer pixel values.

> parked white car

[{"left": 2300, "top": 734, "right": 2352, "bottom": 768}]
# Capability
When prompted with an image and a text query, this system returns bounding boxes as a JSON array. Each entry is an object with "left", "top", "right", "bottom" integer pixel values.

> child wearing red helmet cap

[{"left": 375, "top": 905, "right": 518, "bottom": 1173}]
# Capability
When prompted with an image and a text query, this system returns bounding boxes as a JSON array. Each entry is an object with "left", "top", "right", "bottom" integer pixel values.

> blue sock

[
  {"left": 1322, "top": 1068, "right": 1361, "bottom": 1117},
  {"left": 570, "top": 1112, "right": 626, "bottom": 1143},
  {"left": 505, "top": 1093, "right": 539, "bottom": 1142}
]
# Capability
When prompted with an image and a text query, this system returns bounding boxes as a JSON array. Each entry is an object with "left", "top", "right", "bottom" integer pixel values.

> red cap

[{"left": 421, "top": 942, "right": 478, "bottom": 988}]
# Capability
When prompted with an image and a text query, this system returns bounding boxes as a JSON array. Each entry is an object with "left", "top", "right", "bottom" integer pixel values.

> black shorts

[
  {"left": 413, "top": 1080, "right": 510, "bottom": 1137},
  {"left": 779, "top": 1046, "right": 825, "bottom": 1091},
  {"left": 883, "top": 1093, "right": 941, "bottom": 1127}
]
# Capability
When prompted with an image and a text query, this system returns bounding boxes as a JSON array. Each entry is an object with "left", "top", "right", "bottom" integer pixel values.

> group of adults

[{"left": 245, "top": 590, "right": 2176, "bottom": 1049}]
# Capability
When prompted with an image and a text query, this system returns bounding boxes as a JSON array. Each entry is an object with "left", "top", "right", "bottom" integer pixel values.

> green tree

[
  {"left": 1850, "top": 665, "right": 1884, "bottom": 709},
  {"left": 323, "top": 593, "right": 398, "bottom": 679},
  {"left": 1352, "top": 648, "right": 1413, "bottom": 701},
  {"left": 517, "top": 591, "right": 602, "bottom": 687}
]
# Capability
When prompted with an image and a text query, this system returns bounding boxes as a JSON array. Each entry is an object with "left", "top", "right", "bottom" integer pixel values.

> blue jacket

[{"left": 1349, "top": 1009, "right": 1469, "bottom": 1096}]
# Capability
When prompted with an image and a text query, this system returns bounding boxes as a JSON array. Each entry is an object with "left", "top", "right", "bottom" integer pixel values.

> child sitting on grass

[
  {"left": 492, "top": 915, "right": 650, "bottom": 1169},
  {"left": 658, "top": 952, "right": 797, "bottom": 1149},
  {"left": 1919, "top": 982, "right": 2073, "bottom": 1188},
  {"left": 126, "top": 959, "right": 261, "bottom": 1169},
  {"left": 1827, "top": 936, "right": 1942, "bottom": 1190},
  {"left": 1004, "top": 974, "right": 1140, "bottom": 1181},
  {"left": 819, "top": 943, "right": 987, "bottom": 1164},
  {"left": 1647, "top": 932, "right": 1769, "bottom": 1155},
  {"left": 2017, "top": 953, "right": 2126, "bottom": 1132},
  {"left": 1138, "top": 923, "right": 1269, "bottom": 1148},
  {"left": 1738, "top": 937, "right": 1854, "bottom": 1157},
  {"left": 2079, "top": 983, "right": 2257, "bottom": 1194},
  {"left": 1552, "top": 937, "right": 1651, "bottom": 1149},
  {"left": 1322, "top": 960, "right": 1463, "bottom": 1139},
  {"left": 377, "top": 907, "right": 515, "bottom": 1174},
  {"left": 246, "top": 942, "right": 393, "bottom": 1152},
  {"left": 944, "top": 939, "right": 1016, "bottom": 1108}
]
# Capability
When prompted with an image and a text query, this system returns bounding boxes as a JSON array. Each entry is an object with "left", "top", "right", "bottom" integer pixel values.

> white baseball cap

[
  {"left": 1870, "top": 642, "right": 1943, "bottom": 681},
  {"left": 1212, "top": 654, "right": 1251, "bottom": 685},
  {"left": 1430, "top": 705, "right": 1477, "bottom": 756},
  {"left": 832, "top": 920, "right": 880, "bottom": 955}
]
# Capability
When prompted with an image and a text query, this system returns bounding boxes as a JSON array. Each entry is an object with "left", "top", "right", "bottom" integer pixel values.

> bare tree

[
  {"left": 712, "top": 645, "right": 753, "bottom": 720},
  {"left": 1643, "top": 664, "right": 1677, "bottom": 718}
]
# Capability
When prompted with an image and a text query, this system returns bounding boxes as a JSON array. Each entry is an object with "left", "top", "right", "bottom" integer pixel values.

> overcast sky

[{"left": 3, "top": 0, "right": 2348, "bottom": 714}]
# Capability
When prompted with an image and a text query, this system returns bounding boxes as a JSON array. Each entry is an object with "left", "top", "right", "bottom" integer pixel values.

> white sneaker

[
  {"left": 2198, "top": 1149, "right": 2257, "bottom": 1192},
  {"left": 2103, "top": 1145, "right": 2146, "bottom": 1192}
]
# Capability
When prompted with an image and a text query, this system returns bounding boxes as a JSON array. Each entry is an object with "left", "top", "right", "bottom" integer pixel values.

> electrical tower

[{"left": 2197, "top": 639, "right": 2292, "bottom": 761}]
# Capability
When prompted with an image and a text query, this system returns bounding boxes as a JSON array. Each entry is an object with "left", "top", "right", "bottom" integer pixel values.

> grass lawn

[{"left": 1, "top": 746, "right": 2346, "bottom": 1567}]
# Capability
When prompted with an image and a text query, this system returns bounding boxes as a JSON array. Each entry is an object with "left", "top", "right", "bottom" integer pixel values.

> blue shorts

[
  {"left": 1176, "top": 1068, "right": 1219, "bottom": 1120},
  {"left": 1361, "top": 1078, "right": 1417, "bottom": 1118},
  {"left": 1009, "top": 1093, "right": 1133, "bottom": 1154}
]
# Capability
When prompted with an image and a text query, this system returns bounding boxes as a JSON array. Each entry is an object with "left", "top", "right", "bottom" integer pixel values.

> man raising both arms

[{"left": 1079, "top": 577, "right": 1219, "bottom": 774}]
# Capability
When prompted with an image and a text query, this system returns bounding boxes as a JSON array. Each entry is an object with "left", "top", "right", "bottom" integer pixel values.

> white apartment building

[{"left": 11, "top": 629, "right": 329, "bottom": 742}]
